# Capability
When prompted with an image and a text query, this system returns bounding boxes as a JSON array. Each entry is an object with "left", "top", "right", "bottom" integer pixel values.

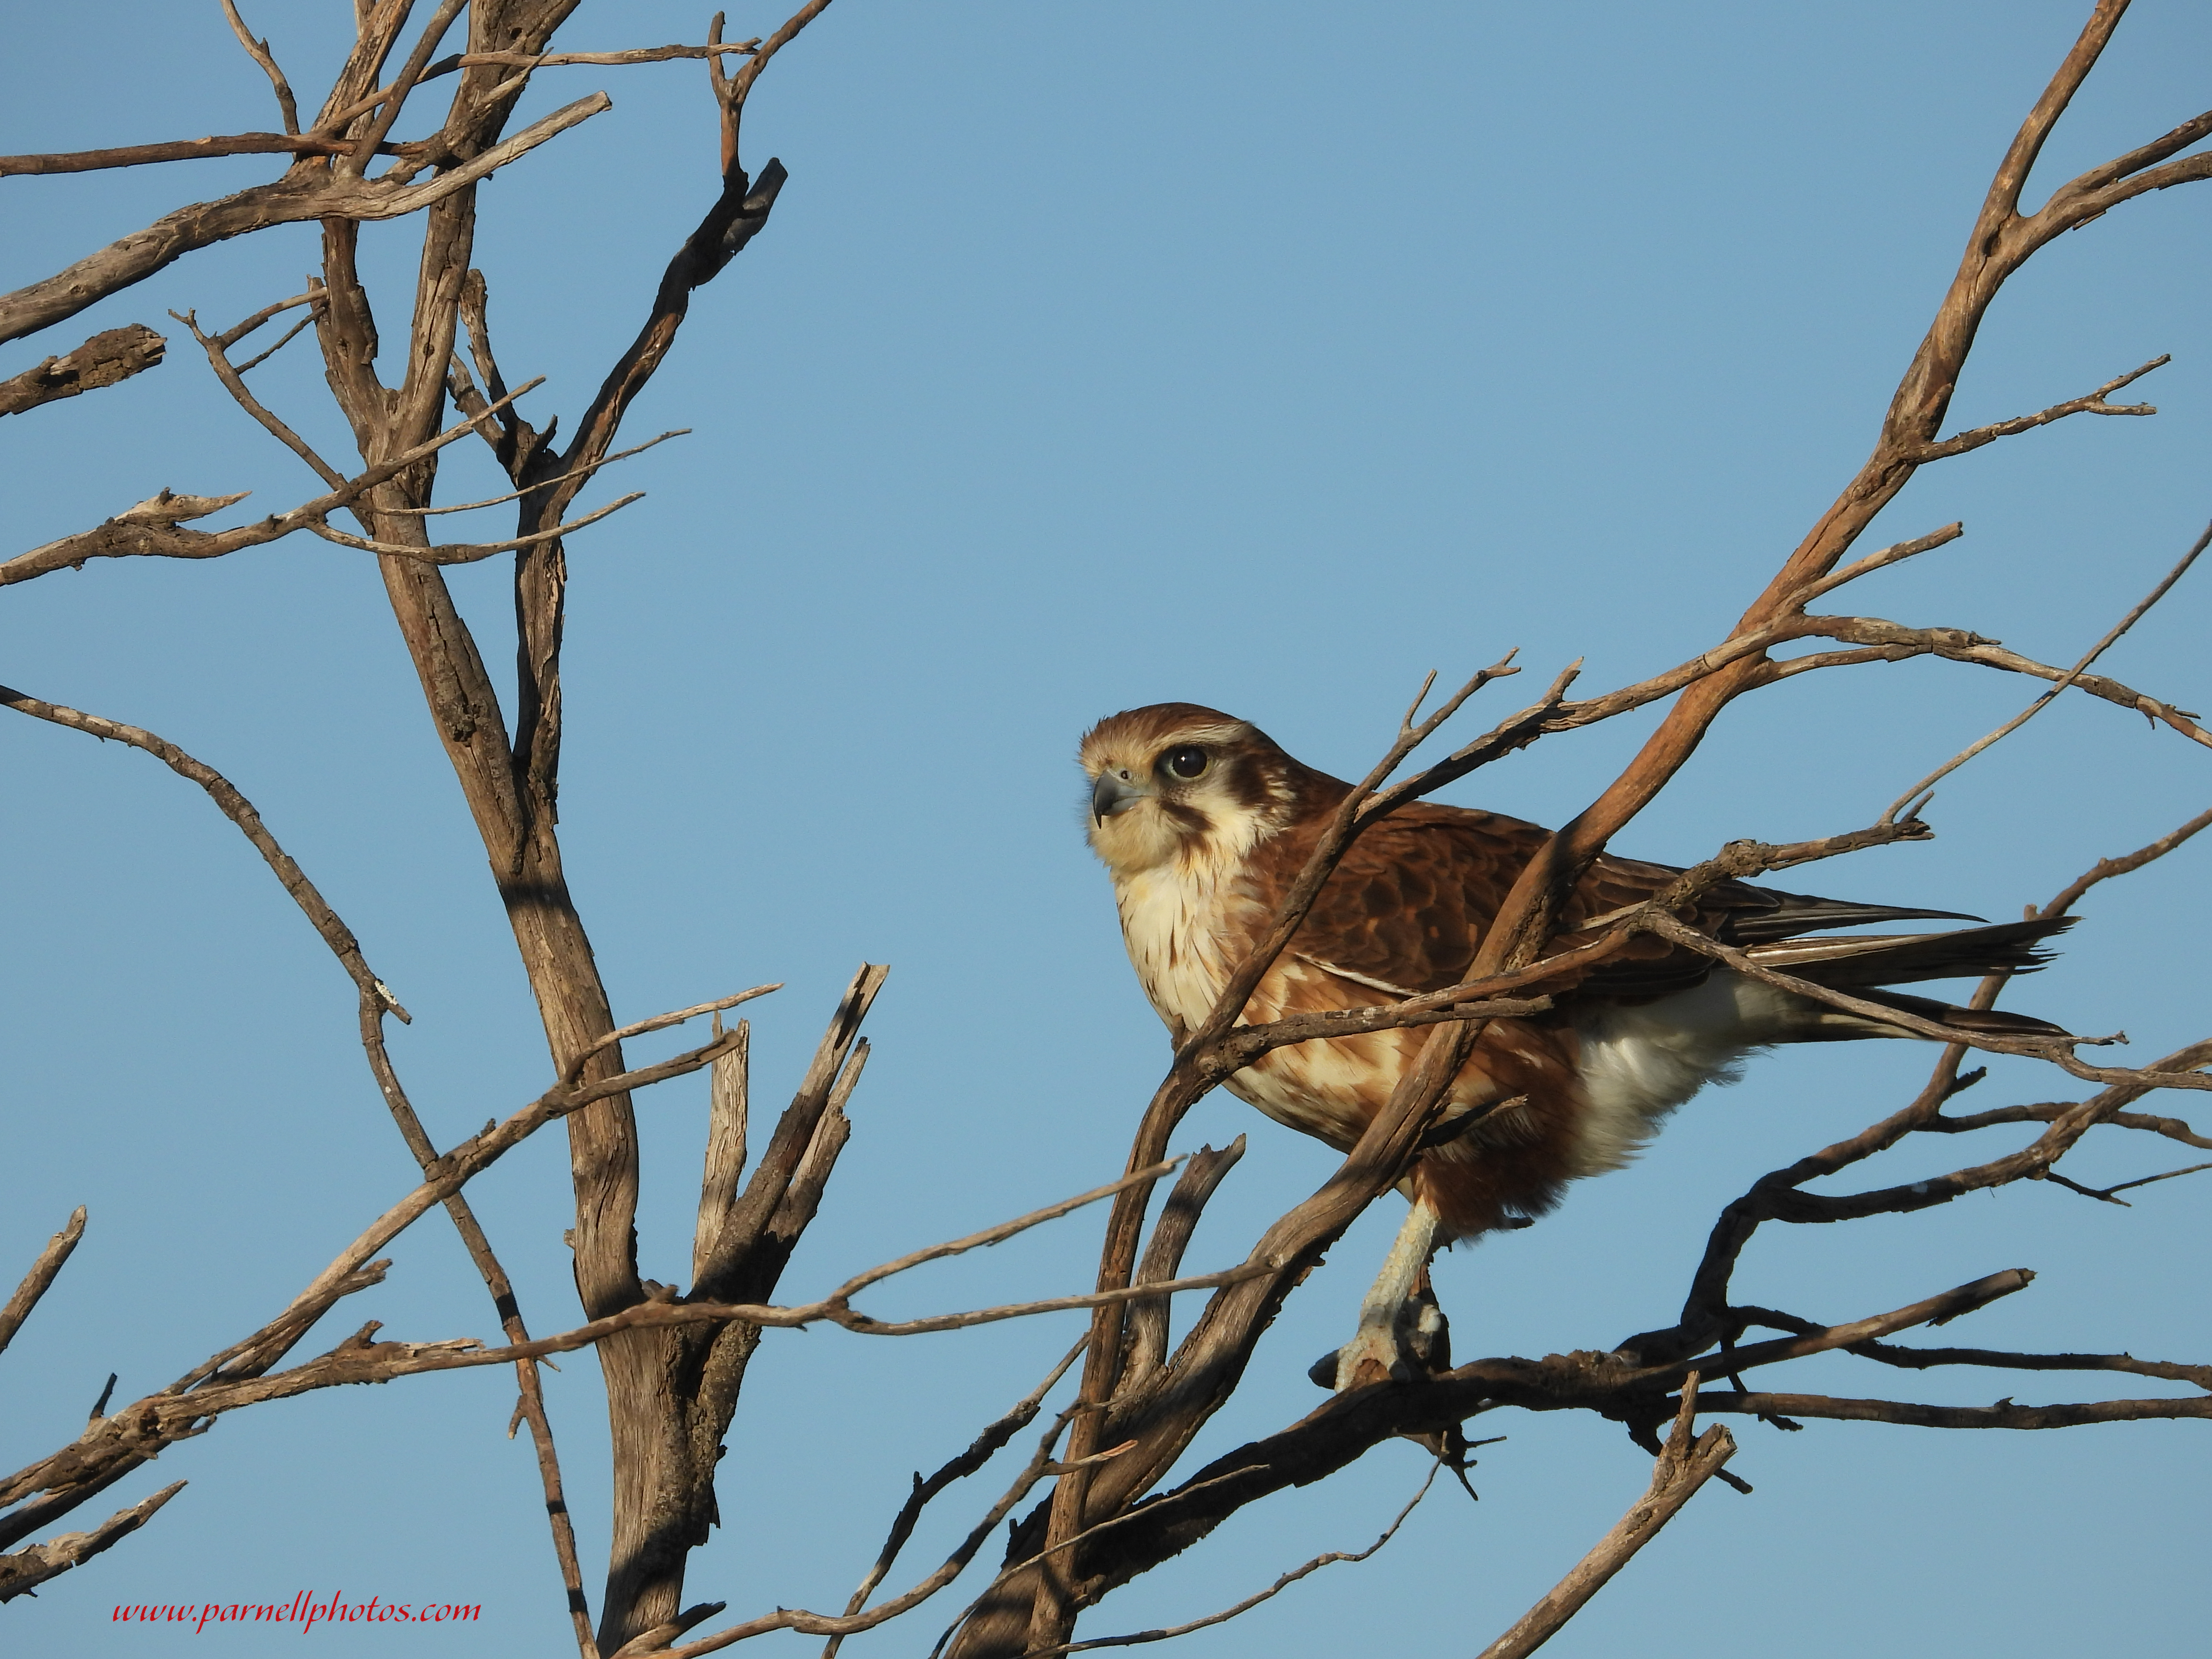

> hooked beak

[{"left": 1090, "top": 767, "right": 1149, "bottom": 825}]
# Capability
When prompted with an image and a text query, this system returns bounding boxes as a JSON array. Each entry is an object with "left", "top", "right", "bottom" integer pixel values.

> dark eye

[{"left": 1163, "top": 745, "right": 1209, "bottom": 780}]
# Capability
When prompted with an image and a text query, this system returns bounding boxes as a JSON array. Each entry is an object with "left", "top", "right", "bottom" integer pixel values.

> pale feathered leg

[{"left": 1324, "top": 1197, "right": 1444, "bottom": 1390}]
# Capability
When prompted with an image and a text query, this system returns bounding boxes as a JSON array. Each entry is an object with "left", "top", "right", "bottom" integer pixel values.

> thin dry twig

[
  {"left": 2042, "top": 802, "right": 2212, "bottom": 917},
  {"left": 178, "top": 303, "right": 347, "bottom": 485},
  {"left": 214, "top": 289, "right": 318, "bottom": 350},
  {"left": 827, "top": 1163, "right": 1190, "bottom": 1308},
  {"left": 232, "top": 311, "right": 319, "bottom": 375},
  {"left": 1907, "top": 355, "right": 2167, "bottom": 463},
  {"left": 2040, "top": 1159, "right": 2212, "bottom": 1207},
  {"left": 567, "top": 987, "right": 783, "bottom": 1080},
  {"left": 1883, "top": 518, "right": 2212, "bottom": 820},
  {"left": 1927, "top": 1100, "right": 2212, "bottom": 1151},
  {"left": 727, "top": 0, "right": 837, "bottom": 111},
  {"left": 1032, "top": 1455, "right": 1444, "bottom": 1657},
  {"left": 662, "top": 1394, "right": 1103, "bottom": 1658},
  {"left": 1692, "top": 1391, "right": 2212, "bottom": 1430},
  {"left": 0, "top": 689, "right": 409, "bottom": 1019},
  {"left": 1790, "top": 523, "right": 1966, "bottom": 606},
  {"left": 822, "top": 1341, "right": 1089, "bottom": 1658},
  {"left": 305, "top": 492, "right": 645, "bottom": 561},
  {"left": 220, "top": 0, "right": 299, "bottom": 133},
  {"left": 396, "top": 429, "right": 688, "bottom": 516},
  {"left": 1771, "top": 612, "right": 2212, "bottom": 752}
]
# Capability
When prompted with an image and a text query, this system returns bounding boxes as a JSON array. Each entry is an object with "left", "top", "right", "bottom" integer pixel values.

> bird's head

[{"left": 1077, "top": 703, "right": 1318, "bottom": 877}]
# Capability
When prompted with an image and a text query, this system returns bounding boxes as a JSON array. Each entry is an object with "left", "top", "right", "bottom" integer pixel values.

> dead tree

[
  {"left": 0, "top": 5, "right": 1242, "bottom": 1653},
  {"left": 1, "top": 4, "right": 2206, "bottom": 1658}
]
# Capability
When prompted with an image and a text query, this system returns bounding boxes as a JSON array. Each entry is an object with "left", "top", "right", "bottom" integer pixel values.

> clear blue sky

[{"left": 3, "top": 3, "right": 2206, "bottom": 1653}]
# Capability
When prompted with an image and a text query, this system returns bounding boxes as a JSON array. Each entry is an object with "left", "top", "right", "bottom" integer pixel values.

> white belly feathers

[{"left": 1567, "top": 970, "right": 1844, "bottom": 1175}]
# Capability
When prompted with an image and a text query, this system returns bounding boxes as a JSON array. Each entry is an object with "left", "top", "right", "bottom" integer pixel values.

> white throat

[{"left": 1106, "top": 807, "right": 1274, "bottom": 1033}]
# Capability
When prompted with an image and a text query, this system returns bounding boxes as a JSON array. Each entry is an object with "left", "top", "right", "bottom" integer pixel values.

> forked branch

[
  {"left": 1467, "top": 0, "right": 2212, "bottom": 979},
  {"left": 0, "top": 94, "right": 609, "bottom": 345}
]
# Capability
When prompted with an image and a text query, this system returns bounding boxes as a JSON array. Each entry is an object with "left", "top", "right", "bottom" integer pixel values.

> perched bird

[{"left": 1078, "top": 702, "right": 2070, "bottom": 1387}]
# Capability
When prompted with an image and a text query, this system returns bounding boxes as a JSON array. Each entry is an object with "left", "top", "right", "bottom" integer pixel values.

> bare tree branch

[
  {"left": 1035, "top": 1455, "right": 1444, "bottom": 1657},
  {"left": 1475, "top": 1378, "right": 1736, "bottom": 1659},
  {"left": 1125, "top": 1140, "right": 1246, "bottom": 1383},
  {"left": 726, "top": 0, "right": 837, "bottom": 114},
  {"left": 0, "top": 132, "right": 390, "bottom": 177},
  {"left": 0, "top": 688, "right": 408, "bottom": 1018},
  {"left": 0, "top": 1243, "right": 1253, "bottom": 1524},
  {"left": 1693, "top": 1392, "right": 2212, "bottom": 1429},
  {"left": 0, "top": 92, "right": 609, "bottom": 346},
  {"left": 0, "top": 1482, "right": 186, "bottom": 1603},
  {"left": 305, "top": 489, "right": 645, "bottom": 562},
  {"left": 823, "top": 1340, "right": 1089, "bottom": 1658},
  {"left": 1772, "top": 612, "right": 2212, "bottom": 750},
  {"left": 695, "top": 1023, "right": 751, "bottom": 1283},
  {"left": 1882, "top": 517, "right": 2211, "bottom": 820},
  {"left": 220, "top": 0, "right": 299, "bottom": 134},
  {"left": 424, "top": 43, "right": 765, "bottom": 78},
  {"left": 1906, "top": 354, "right": 2166, "bottom": 462},
  {"left": 0, "top": 325, "right": 165, "bottom": 416},
  {"left": 1927, "top": 1100, "right": 2212, "bottom": 1151},
  {"left": 2042, "top": 802, "right": 2212, "bottom": 917},
  {"left": 1820, "top": 1335, "right": 2211, "bottom": 1389},
  {"left": 0, "top": 1208, "right": 87, "bottom": 1359},
  {"left": 0, "top": 373, "right": 543, "bottom": 585},
  {"left": 2041, "top": 1159, "right": 2212, "bottom": 1206},
  {"left": 397, "top": 429, "right": 686, "bottom": 516}
]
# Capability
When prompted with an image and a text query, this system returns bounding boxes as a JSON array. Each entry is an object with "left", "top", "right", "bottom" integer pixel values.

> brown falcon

[{"left": 1078, "top": 702, "right": 2069, "bottom": 1386}]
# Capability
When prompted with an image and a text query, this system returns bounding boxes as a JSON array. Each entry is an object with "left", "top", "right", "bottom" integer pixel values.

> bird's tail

[
  {"left": 1843, "top": 986, "right": 2071, "bottom": 1039},
  {"left": 1747, "top": 916, "right": 2074, "bottom": 1041}
]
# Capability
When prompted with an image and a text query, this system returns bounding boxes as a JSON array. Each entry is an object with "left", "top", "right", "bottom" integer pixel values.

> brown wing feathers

[{"left": 1278, "top": 798, "right": 2071, "bottom": 1023}]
